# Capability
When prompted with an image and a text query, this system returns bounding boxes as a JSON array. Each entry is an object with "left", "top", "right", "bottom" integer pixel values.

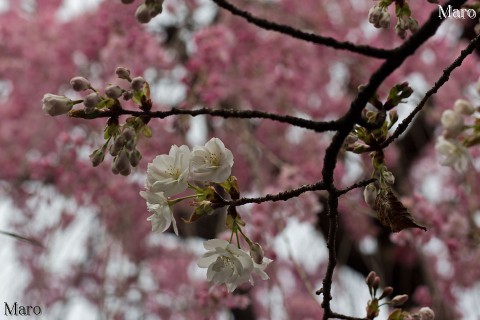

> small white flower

[
  {"left": 418, "top": 307, "right": 435, "bottom": 320},
  {"left": 146, "top": 145, "right": 191, "bottom": 196},
  {"left": 140, "top": 190, "right": 178, "bottom": 235},
  {"left": 252, "top": 257, "right": 272, "bottom": 281},
  {"left": 441, "top": 110, "right": 464, "bottom": 137},
  {"left": 42, "top": 94, "right": 74, "bottom": 116},
  {"left": 198, "top": 239, "right": 253, "bottom": 292},
  {"left": 190, "top": 138, "right": 234, "bottom": 183},
  {"left": 435, "top": 137, "right": 471, "bottom": 173},
  {"left": 453, "top": 99, "right": 475, "bottom": 115}
]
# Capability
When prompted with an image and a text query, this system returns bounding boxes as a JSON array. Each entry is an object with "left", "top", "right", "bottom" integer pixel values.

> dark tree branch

[
  {"left": 219, "top": 181, "right": 327, "bottom": 207},
  {"left": 69, "top": 107, "right": 340, "bottom": 133},
  {"left": 318, "top": 1, "right": 468, "bottom": 319},
  {"left": 210, "top": 0, "right": 393, "bottom": 59}
]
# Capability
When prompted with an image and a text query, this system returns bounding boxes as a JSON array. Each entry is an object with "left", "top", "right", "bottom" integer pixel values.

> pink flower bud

[
  {"left": 379, "top": 286, "right": 394, "bottom": 299},
  {"left": 42, "top": 94, "right": 74, "bottom": 116},
  {"left": 391, "top": 294, "right": 409, "bottom": 306},
  {"left": 105, "top": 85, "right": 124, "bottom": 99},
  {"left": 366, "top": 271, "right": 376, "bottom": 287},
  {"left": 131, "top": 76, "right": 146, "bottom": 91},
  {"left": 250, "top": 243, "right": 265, "bottom": 264},
  {"left": 70, "top": 76, "right": 91, "bottom": 91},
  {"left": 135, "top": 4, "right": 152, "bottom": 23},
  {"left": 115, "top": 66, "right": 131, "bottom": 81},
  {"left": 89, "top": 148, "right": 105, "bottom": 167},
  {"left": 122, "top": 128, "right": 136, "bottom": 141},
  {"left": 129, "top": 149, "right": 142, "bottom": 167},
  {"left": 83, "top": 92, "right": 101, "bottom": 111},
  {"left": 113, "top": 150, "right": 131, "bottom": 175},
  {"left": 110, "top": 136, "right": 126, "bottom": 156}
]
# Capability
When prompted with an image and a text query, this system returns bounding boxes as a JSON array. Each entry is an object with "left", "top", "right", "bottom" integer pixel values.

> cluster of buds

[
  {"left": 435, "top": 97, "right": 479, "bottom": 173},
  {"left": 42, "top": 66, "right": 153, "bottom": 175},
  {"left": 395, "top": 15, "right": 418, "bottom": 39},
  {"left": 368, "top": 4, "right": 391, "bottom": 29},
  {"left": 120, "top": 0, "right": 164, "bottom": 24},
  {"left": 367, "top": 0, "right": 419, "bottom": 39},
  {"left": 139, "top": 137, "right": 272, "bottom": 292},
  {"left": 345, "top": 82, "right": 412, "bottom": 155},
  {"left": 365, "top": 271, "right": 435, "bottom": 320}
]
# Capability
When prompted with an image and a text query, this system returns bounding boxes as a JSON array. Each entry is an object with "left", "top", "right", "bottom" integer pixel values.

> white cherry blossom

[
  {"left": 190, "top": 138, "right": 234, "bottom": 183},
  {"left": 139, "top": 190, "right": 178, "bottom": 235},
  {"left": 435, "top": 137, "right": 470, "bottom": 173},
  {"left": 197, "top": 239, "right": 253, "bottom": 292},
  {"left": 146, "top": 145, "right": 191, "bottom": 196}
]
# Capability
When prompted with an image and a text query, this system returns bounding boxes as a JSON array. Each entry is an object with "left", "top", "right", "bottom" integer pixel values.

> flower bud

[
  {"left": 379, "top": 11, "right": 390, "bottom": 29},
  {"left": 453, "top": 99, "right": 475, "bottom": 115},
  {"left": 89, "top": 148, "right": 105, "bottom": 167},
  {"left": 366, "top": 271, "right": 376, "bottom": 287},
  {"left": 83, "top": 92, "right": 101, "bottom": 112},
  {"left": 345, "top": 134, "right": 358, "bottom": 145},
  {"left": 391, "top": 294, "right": 409, "bottom": 306},
  {"left": 110, "top": 136, "right": 126, "bottom": 156},
  {"left": 129, "top": 149, "right": 142, "bottom": 167},
  {"left": 364, "top": 184, "right": 377, "bottom": 208},
  {"left": 70, "top": 76, "right": 91, "bottom": 91},
  {"left": 105, "top": 84, "right": 123, "bottom": 99},
  {"left": 250, "top": 243, "right": 265, "bottom": 264},
  {"left": 148, "top": 0, "right": 164, "bottom": 16},
  {"left": 408, "top": 17, "right": 419, "bottom": 33},
  {"left": 135, "top": 4, "right": 152, "bottom": 23},
  {"left": 373, "top": 276, "right": 380, "bottom": 291},
  {"left": 113, "top": 150, "right": 131, "bottom": 175},
  {"left": 379, "top": 286, "right": 394, "bottom": 300},
  {"left": 115, "top": 66, "right": 131, "bottom": 81},
  {"left": 383, "top": 171, "right": 395, "bottom": 185},
  {"left": 42, "top": 94, "right": 74, "bottom": 116},
  {"left": 419, "top": 307, "right": 435, "bottom": 320},
  {"left": 441, "top": 110, "right": 464, "bottom": 137},
  {"left": 123, "top": 90, "right": 133, "bottom": 101},
  {"left": 122, "top": 127, "right": 136, "bottom": 141},
  {"left": 131, "top": 76, "right": 146, "bottom": 91},
  {"left": 368, "top": 5, "right": 382, "bottom": 24}
]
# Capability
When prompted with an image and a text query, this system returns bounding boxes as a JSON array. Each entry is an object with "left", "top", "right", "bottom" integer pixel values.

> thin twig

[
  {"left": 210, "top": 0, "right": 392, "bottom": 59},
  {"left": 0, "top": 230, "right": 45, "bottom": 248},
  {"left": 335, "top": 179, "right": 376, "bottom": 197},
  {"left": 222, "top": 181, "right": 327, "bottom": 207},
  {"left": 381, "top": 33, "right": 480, "bottom": 148},
  {"left": 69, "top": 107, "right": 340, "bottom": 133}
]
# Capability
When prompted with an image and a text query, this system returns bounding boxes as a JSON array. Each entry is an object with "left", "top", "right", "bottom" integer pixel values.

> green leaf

[{"left": 141, "top": 125, "right": 153, "bottom": 138}]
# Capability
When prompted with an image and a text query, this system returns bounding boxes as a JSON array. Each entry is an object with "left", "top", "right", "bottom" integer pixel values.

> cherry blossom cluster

[
  {"left": 140, "top": 137, "right": 272, "bottom": 292},
  {"left": 435, "top": 95, "right": 480, "bottom": 173},
  {"left": 368, "top": 0, "right": 419, "bottom": 39},
  {"left": 364, "top": 271, "right": 435, "bottom": 320},
  {"left": 42, "top": 67, "right": 153, "bottom": 175},
  {"left": 119, "top": 0, "right": 164, "bottom": 24}
]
